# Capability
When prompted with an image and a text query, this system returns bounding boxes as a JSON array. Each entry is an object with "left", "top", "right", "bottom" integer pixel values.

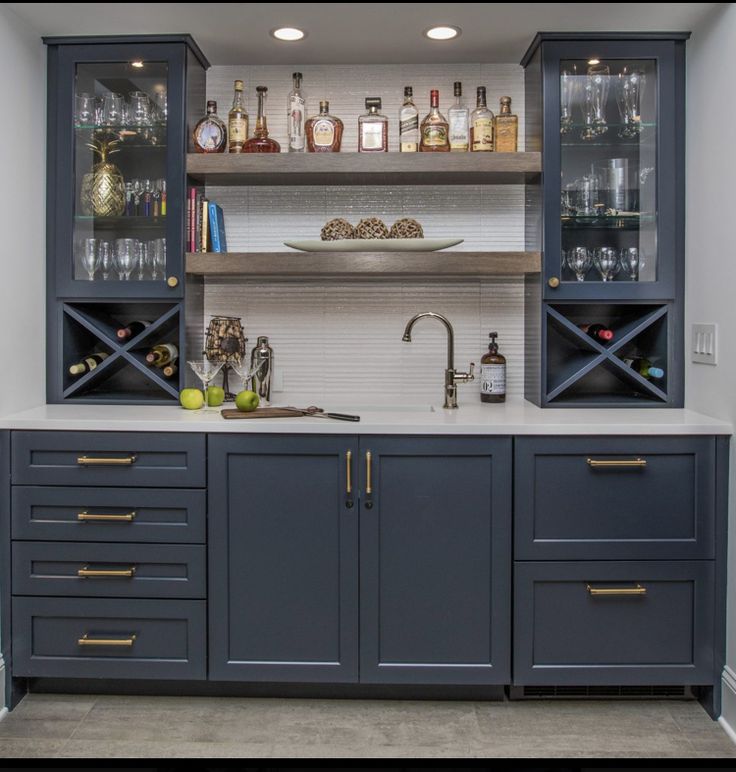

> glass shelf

[{"left": 562, "top": 213, "right": 654, "bottom": 230}]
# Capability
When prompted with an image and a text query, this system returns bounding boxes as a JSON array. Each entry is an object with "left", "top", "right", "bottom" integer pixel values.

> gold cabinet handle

[
  {"left": 346, "top": 450, "right": 352, "bottom": 494},
  {"left": 78, "top": 633, "right": 137, "bottom": 647},
  {"left": 365, "top": 451, "right": 372, "bottom": 495},
  {"left": 548, "top": 276, "right": 560, "bottom": 288},
  {"left": 78, "top": 566, "right": 137, "bottom": 578},
  {"left": 77, "top": 455, "right": 137, "bottom": 466},
  {"left": 587, "top": 583, "right": 647, "bottom": 597},
  {"left": 587, "top": 458, "right": 647, "bottom": 468},
  {"left": 77, "top": 512, "right": 136, "bottom": 522}
]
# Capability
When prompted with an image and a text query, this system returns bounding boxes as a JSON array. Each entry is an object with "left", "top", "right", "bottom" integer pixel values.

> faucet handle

[{"left": 455, "top": 362, "right": 475, "bottom": 383}]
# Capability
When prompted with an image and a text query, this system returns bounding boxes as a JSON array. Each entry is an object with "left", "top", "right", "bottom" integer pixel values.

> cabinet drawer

[
  {"left": 515, "top": 437, "right": 715, "bottom": 559},
  {"left": 12, "top": 542, "right": 206, "bottom": 599},
  {"left": 12, "top": 597, "right": 206, "bottom": 680},
  {"left": 12, "top": 432, "right": 206, "bottom": 488},
  {"left": 513, "top": 561, "right": 714, "bottom": 685},
  {"left": 12, "top": 487, "right": 206, "bottom": 543}
]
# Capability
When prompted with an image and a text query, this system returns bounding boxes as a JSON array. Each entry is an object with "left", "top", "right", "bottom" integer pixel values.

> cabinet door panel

[
  {"left": 209, "top": 434, "right": 359, "bottom": 682},
  {"left": 360, "top": 437, "right": 511, "bottom": 684}
]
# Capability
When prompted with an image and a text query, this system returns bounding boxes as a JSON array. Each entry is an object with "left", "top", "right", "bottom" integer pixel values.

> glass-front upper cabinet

[
  {"left": 535, "top": 38, "right": 686, "bottom": 299},
  {"left": 49, "top": 41, "right": 201, "bottom": 297}
]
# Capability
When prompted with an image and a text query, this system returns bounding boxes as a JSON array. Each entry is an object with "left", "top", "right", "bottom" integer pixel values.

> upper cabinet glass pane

[
  {"left": 73, "top": 61, "right": 168, "bottom": 283},
  {"left": 559, "top": 59, "right": 657, "bottom": 285}
]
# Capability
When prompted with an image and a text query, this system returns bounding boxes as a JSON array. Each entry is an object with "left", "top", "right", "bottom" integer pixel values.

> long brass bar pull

[
  {"left": 587, "top": 458, "right": 647, "bottom": 469},
  {"left": 77, "top": 455, "right": 137, "bottom": 466},
  {"left": 587, "top": 584, "right": 647, "bottom": 597},
  {"left": 77, "top": 634, "right": 137, "bottom": 647},
  {"left": 365, "top": 451, "right": 372, "bottom": 495},
  {"left": 346, "top": 451, "right": 353, "bottom": 494},
  {"left": 78, "top": 566, "right": 136, "bottom": 578},
  {"left": 77, "top": 512, "right": 136, "bottom": 522}
]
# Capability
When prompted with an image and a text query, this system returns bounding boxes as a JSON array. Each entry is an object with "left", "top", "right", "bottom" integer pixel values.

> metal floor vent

[{"left": 519, "top": 685, "right": 692, "bottom": 699}]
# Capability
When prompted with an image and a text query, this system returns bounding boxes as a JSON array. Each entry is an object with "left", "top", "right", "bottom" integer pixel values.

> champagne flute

[
  {"left": 565, "top": 247, "right": 592, "bottom": 282},
  {"left": 99, "top": 240, "right": 113, "bottom": 280},
  {"left": 188, "top": 359, "right": 224, "bottom": 411},
  {"left": 150, "top": 238, "right": 166, "bottom": 281}
]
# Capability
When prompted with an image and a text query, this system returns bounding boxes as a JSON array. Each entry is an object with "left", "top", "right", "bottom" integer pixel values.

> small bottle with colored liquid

[{"left": 480, "top": 332, "right": 506, "bottom": 403}]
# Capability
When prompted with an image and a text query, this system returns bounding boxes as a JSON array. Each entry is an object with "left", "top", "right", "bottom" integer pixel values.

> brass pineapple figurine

[{"left": 80, "top": 138, "right": 126, "bottom": 217}]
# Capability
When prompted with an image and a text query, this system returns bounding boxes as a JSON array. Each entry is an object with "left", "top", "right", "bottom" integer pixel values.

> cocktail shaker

[{"left": 250, "top": 336, "right": 273, "bottom": 404}]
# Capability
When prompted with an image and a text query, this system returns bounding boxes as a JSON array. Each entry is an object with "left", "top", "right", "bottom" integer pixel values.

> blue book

[{"left": 208, "top": 202, "right": 228, "bottom": 253}]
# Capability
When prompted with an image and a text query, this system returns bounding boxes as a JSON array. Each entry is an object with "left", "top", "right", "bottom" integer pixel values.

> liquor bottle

[
  {"left": 419, "top": 90, "right": 450, "bottom": 152},
  {"left": 243, "top": 87, "right": 281, "bottom": 153},
  {"left": 358, "top": 98, "right": 388, "bottom": 152},
  {"left": 162, "top": 363, "right": 178, "bottom": 379},
  {"left": 69, "top": 352, "right": 109, "bottom": 377},
  {"left": 624, "top": 357, "right": 665, "bottom": 380},
  {"left": 305, "top": 101, "right": 344, "bottom": 152},
  {"left": 145, "top": 343, "right": 179, "bottom": 367},
  {"left": 116, "top": 320, "right": 151, "bottom": 340},
  {"left": 480, "top": 332, "right": 506, "bottom": 403},
  {"left": 579, "top": 323, "right": 615, "bottom": 342},
  {"left": 448, "top": 81, "right": 469, "bottom": 152},
  {"left": 192, "top": 100, "right": 227, "bottom": 153},
  {"left": 399, "top": 86, "right": 419, "bottom": 152},
  {"left": 228, "top": 80, "right": 249, "bottom": 154},
  {"left": 287, "top": 72, "right": 306, "bottom": 152},
  {"left": 160, "top": 179, "right": 167, "bottom": 217},
  {"left": 470, "top": 87, "right": 494, "bottom": 152},
  {"left": 494, "top": 96, "right": 518, "bottom": 152}
]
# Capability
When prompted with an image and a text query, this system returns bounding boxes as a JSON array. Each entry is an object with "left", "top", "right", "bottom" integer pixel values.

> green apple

[
  {"left": 207, "top": 386, "right": 225, "bottom": 407},
  {"left": 235, "top": 390, "right": 260, "bottom": 412},
  {"left": 179, "top": 388, "right": 205, "bottom": 410}
]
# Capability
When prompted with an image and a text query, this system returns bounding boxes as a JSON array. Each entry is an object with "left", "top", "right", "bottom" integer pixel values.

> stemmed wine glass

[
  {"left": 593, "top": 247, "right": 621, "bottom": 282},
  {"left": 565, "top": 247, "right": 592, "bottom": 282},
  {"left": 620, "top": 247, "right": 643, "bottom": 281},
  {"left": 80, "top": 238, "right": 99, "bottom": 280},
  {"left": 114, "top": 238, "right": 137, "bottom": 280},
  {"left": 187, "top": 359, "right": 224, "bottom": 411}
]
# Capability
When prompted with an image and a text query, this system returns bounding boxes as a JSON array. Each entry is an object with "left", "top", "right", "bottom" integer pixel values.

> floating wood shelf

[
  {"left": 185, "top": 251, "right": 541, "bottom": 280},
  {"left": 186, "top": 152, "right": 542, "bottom": 186}
]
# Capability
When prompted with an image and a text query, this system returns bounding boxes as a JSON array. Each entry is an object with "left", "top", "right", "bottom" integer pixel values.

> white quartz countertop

[{"left": 0, "top": 399, "right": 731, "bottom": 435}]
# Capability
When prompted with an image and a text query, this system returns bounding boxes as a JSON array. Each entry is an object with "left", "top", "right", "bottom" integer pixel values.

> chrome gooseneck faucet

[{"left": 402, "top": 312, "right": 475, "bottom": 409}]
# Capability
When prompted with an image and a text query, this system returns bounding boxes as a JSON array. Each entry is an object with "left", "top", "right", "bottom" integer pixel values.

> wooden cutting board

[{"left": 221, "top": 407, "right": 307, "bottom": 419}]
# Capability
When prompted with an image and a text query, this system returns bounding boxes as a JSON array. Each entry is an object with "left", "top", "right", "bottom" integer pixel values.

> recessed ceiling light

[
  {"left": 424, "top": 25, "right": 461, "bottom": 41},
  {"left": 588, "top": 58, "right": 601, "bottom": 65},
  {"left": 131, "top": 60, "right": 144, "bottom": 68},
  {"left": 271, "top": 27, "right": 306, "bottom": 42}
]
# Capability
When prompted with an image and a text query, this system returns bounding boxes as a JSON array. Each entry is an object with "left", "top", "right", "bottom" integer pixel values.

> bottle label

[
  {"left": 361, "top": 122, "right": 384, "bottom": 150},
  {"left": 494, "top": 117, "right": 517, "bottom": 152},
  {"left": 400, "top": 114, "right": 419, "bottom": 136},
  {"left": 288, "top": 96, "right": 306, "bottom": 149},
  {"left": 312, "top": 118, "right": 335, "bottom": 147},
  {"left": 196, "top": 122, "right": 225, "bottom": 152},
  {"left": 229, "top": 116, "right": 248, "bottom": 144},
  {"left": 481, "top": 364, "right": 506, "bottom": 395},
  {"left": 472, "top": 117, "right": 493, "bottom": 151},
  {"left": 422, "top": 124, "right": 448, "bottom": 147},
  {"left": 448, "top": 113, "right": 469, "bottom": 150}
]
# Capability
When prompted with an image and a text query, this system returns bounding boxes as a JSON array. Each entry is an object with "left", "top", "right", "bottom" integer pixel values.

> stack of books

[{"left": 187, "top": 187, "right": 228, "bottom": 253}]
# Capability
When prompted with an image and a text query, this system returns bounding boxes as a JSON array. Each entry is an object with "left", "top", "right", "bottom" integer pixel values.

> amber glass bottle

[
  {"left": 480, "top": 332, "right": 506, "bottom": 403},
  {"left": 305, "top": 100, "right": 344, "bottom": 152},
  {"left": 243, "top": 87, "right": 281, "bottom": 153},
  {"left": 419, "top": 90, "right": 450, "bottom": 152}
]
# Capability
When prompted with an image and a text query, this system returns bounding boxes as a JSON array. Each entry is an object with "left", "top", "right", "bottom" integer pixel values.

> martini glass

[
  {"left": 231, "top": 356, "right": 265, "bottom": 394},
  {"left": 187, "top": 359, "right": 224, "bottom": 411}
]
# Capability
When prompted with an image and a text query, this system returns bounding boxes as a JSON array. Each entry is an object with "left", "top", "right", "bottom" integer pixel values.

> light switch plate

[{"left": 692, "top": 324, "right": 717, "bottom": 365}]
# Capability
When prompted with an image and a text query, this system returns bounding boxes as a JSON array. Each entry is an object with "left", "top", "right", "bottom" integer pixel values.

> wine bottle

[
  {"left": 117, "top": 320, "right": 151, "bottom": 340},
  {"left": 579, "top": 323, "right": 614, "bottom": 342},
  {"left": 162, "top": 363, "right": 178, "bottom": 378},
  {"left": 145, "top": 343, "right": 178, "bottom": 367},
  {"left": 624, "top": 357, "right": 665, "bottom": 380},
  {"left": 69, "top": 352, "right": 109, "bottom": 377}
]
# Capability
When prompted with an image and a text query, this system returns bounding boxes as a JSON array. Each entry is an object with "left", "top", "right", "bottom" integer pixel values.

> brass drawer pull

[
  {"left": 346, "top": 450, "right": 352, "bottom": 494},
  {"left": 587, "top": 458, "right": 647, "bottom": 468},
  {"left": 77, "top": 455, "right": 137, "bottom": 466},
  {"left": 77, "top": 633, "right": 137, "bottom": 647},
  {"left": 77, "top": 512, "right": 136, "bottom": 522},
  {"left": 78, "top": 566, "right": 136, "bottom": 578},
  {"left": 365, "top": 451, "right": 372, "bottom": 495},
  {"left": 587, "top": 583, "right": 647, "bottom": 597}
]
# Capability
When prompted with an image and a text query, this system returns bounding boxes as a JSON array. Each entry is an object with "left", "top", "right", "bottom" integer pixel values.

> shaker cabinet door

[{"left": 208, "top": 434, "right": 360, "bottom": 682}]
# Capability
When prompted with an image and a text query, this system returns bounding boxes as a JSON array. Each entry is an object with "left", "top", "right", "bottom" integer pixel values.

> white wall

[
  {"left": 0, "top": 6, "right": 46, "bottom": 415},
  {"left": 685, "top": 3, "right": 736, "bottom": 724}
]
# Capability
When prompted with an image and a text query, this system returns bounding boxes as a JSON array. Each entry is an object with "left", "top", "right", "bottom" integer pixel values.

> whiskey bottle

[
  {"left": 471, "top": 87, "right": 494, "bottom": 152},
  {"left": 243, "top": 87, "right": 281, "bottom": 153},
  {"left": 494, "top": 96, "right": 518, "bottom": 152},
  {"left": 145, "top": 342, "right": 179, "bottom": 367},
  {"left": 399, "top": 86, "right": 419, "bottom": 152},
  {"left": 358, "top": 98, "right": 388, "bottom": 152},
  {"left": 448, "top": 81, "right": 469, "bottom": 152},
  {"left": 419, "top": 90, "right": 449, "bottom": 152},
  {"left": 228, "top": 80, "right": 248, "bottom": 154},
  {"left": 193, "top": 100, "right": 227, "bottom": 154},
  {"left": 68, "top": 352, "right": 109, "bottom": 377},
  {"left": 287, "top": 72, "right": 306, "bottom": 152},
  {"left": 480, "top": 332, "right": 506, "bottom": 403},
  {"left": 305, "top": 100, "right": 344, "bottom": 152}
]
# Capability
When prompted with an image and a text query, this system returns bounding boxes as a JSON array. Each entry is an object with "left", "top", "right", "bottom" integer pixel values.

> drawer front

[
  {"left": 515, "top": 437, "right": 715, "bottom": 560},
  {"left": 12, "top": 597, "right": 206, "bottom": 680},
  {"left": 513, "top": 561, "right": 714, "bottom": 685},
  {"left": 12, "top": 487, "right": 206, "bottom": 543},
  {"left": 12, "top": 431, "right": 206, "bottom": 488},
  {"left": 12, "top": 542, "right": 206, "bottom": 599}
]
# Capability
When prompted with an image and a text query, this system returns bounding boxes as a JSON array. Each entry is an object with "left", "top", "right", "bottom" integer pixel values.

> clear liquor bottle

[
  {"left": 243, "top": 86, "right": 281, "bottom": 153},
  {"left": 193, "top": 100, "right": 227, "bottom": 154},
  {"left": 399, "top": 86, "right": 419, "bottom": 152},
  {"left": 305, "top": 100, "right": 344, "bottom": 152},
  {"left": 471, "top": 86, "right": 494, "bottom": 152},
  {"left": 358, "top": 97, "right": 388, "bottom": 152},
  {"left": 419, "top": 89, "right": 450, "bottom": 152},
  {"left": 448, "top": 81, "right": 469, "bottom": 152},
  {"left": 287, "top": 72, "right": 306, "bottom": 152}
]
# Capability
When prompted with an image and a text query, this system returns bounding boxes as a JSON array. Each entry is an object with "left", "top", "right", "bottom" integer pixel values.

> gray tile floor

[{"left": 0, "top": 693, "right": 735, "bottom": 758}]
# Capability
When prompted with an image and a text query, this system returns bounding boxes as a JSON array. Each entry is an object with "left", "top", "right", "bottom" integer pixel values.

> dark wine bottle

[
  {"left": 162, "top": 363, "right": 178, "bottom": 378},
  {"left": 116, "top": 320, "right": 151, "bottom": 340},
  {"left": 623, "top": 357, "right": 665, "bottom": 380},
  {"left": 579, "top": 323, "right": 614, "bottom": 342},
  {"left": 69, "top": 352, "right": 109, "bottom": 377}
]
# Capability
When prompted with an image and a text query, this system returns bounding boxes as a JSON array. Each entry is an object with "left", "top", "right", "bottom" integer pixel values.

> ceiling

[{"left": 6, "top": 3, "right": 723, "bottom": 65}]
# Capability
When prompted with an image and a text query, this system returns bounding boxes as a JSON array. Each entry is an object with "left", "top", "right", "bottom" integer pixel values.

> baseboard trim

[{"left": 719, "top": 666, "right": 736, "bottom": 745}]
